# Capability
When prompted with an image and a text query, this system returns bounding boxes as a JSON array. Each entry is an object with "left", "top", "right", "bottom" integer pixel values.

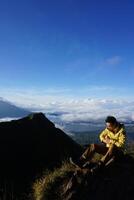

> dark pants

[{"left": 81, "top": 143, "right": 123, "bottom": 165}]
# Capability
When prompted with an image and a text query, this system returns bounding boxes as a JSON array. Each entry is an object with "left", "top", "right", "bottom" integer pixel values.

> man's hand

[{"left": 103, "top": 135, "right": 111, "bottom": 144}]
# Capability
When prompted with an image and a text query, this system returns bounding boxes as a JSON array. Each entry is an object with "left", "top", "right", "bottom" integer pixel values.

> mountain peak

[
  {"left": 23, "top": 112, "right": 55, "bottom": 128},
  {"left": 28, "top": 112, "right": 48, "bottom": 120},
  {"left": 0, "top": 112, "right": 82, "bottom": 178}
]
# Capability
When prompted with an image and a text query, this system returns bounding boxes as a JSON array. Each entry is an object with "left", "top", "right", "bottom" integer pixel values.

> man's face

[{"left": 106, "top": 122, "right": 116, "bottom": 131}]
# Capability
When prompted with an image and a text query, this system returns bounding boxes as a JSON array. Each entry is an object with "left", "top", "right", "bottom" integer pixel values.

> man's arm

[
  {"left": 99, "top": 129, "right": 110, "bottom": 144},
  {"left": 114, "top": 131, "right": 126, "bottom": 148}
]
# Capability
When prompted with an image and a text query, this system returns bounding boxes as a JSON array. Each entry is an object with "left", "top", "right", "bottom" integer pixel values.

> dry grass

[
  {"left": 32, "top": 160, "right": 75, "bottom": 200},
  {"left": 32, "top": 144, "right": 134, "bottom": 200}
]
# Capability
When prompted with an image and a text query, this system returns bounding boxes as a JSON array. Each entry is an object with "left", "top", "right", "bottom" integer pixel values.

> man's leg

[
  {"left": 89, "top": 145, "right": 116, "bottom": 174},
  {"left": 100, "top": 144, "right": 119, "bottom": 165},
  {"left": 70, "top": 144, "right": 108, "bottom": 168},
  {"left": 81, "top": 143, "right": 108, "bottom": 162},
  {"left": 82, "top": 144, "right": 123, "bottom": 174}
]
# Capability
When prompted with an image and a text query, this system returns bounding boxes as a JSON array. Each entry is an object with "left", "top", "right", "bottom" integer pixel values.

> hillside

[
  {"left": 33, "top": 151, "right": 134, "bottom": 200},
  {"left": 0, "top": 112, "right": 82, "bottom": 199}
]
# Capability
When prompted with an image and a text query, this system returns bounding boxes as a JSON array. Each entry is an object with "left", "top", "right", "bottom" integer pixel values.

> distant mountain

[
  {"left": 0, "top": 112, "right": 82, "bottom": 198},
  {"left": 0, "top": 98, "right": 30, "bottom": 118}
]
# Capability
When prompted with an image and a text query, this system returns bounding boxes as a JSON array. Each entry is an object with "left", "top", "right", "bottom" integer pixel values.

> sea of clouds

[
  {"left": 8, "top": 98, "right": 134, "bottom": 123},
  {"left": 1, "top": 87, "right": 134, "bottom": 123}
]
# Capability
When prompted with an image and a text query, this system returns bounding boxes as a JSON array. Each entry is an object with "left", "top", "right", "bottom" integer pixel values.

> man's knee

[
  {"left": 108, "top": 144, "right": 117, "bottom": 156},
  {"left": 81, "top": 143, "right": 96, "bottom": 159},
  {"left": 84, "top": 143, "right": 96, "bottom": 153}
]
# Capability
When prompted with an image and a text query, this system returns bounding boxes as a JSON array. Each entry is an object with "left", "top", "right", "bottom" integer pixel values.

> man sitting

[{"left": 71, "top": 116, "right": 126, "bottom": 173}]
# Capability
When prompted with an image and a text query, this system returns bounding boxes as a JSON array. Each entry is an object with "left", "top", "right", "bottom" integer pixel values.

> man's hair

[{"left": 105, "top": 116, "right": 117, "bottom": 124}]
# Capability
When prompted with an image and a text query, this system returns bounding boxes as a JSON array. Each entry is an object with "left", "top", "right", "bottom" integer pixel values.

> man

[{"left": 70, "top": 116, "right": 126, "bottom": 173}]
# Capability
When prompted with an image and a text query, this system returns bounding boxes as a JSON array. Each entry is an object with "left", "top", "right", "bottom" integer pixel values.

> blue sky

[{"left": 0, "top": 0, "right": 134, "bottom": 105}]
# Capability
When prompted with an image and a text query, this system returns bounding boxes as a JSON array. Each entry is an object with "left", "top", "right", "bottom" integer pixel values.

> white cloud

[
  {"left": 105, "top": 56, "right": 122, "bottom": 65},
  {"left": 48, "top": 99, "right": 134, "bottom": 123},
  {"left": 0, "top": 117, "right": 19, "bottom": 122},
  {"left": 1, "top": 86, "right": 134, "bottom": 123}
]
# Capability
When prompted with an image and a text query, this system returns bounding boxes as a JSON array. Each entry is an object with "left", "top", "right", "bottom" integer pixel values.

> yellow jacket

[{"left": 99, "top": 123, "right": 126, "bottom": 148}]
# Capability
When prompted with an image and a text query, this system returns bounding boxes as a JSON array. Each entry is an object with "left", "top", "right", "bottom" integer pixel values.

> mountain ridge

[
  {"left": 0, "top": 112, "right": 82, "bottom": 199},
  {"left": 0, "top": 98, "right": 30, "bottom": 118}
]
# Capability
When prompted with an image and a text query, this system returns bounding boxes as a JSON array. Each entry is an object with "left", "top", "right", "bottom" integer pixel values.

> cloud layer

[
  {"left": 46, "top": 99, "right": 134, "bottom": 123},
  {"left": 1, "top": 87, "right": 134, "bottom": 123}
]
